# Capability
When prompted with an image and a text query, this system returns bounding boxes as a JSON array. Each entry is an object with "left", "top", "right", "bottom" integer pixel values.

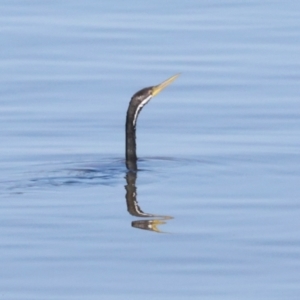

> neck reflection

[{"left": 125, "top": 171, "right": 172, "bottom": 233}]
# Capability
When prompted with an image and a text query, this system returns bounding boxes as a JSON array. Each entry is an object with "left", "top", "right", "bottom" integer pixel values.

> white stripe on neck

[{"left": 133, "top": 95, "right": 152, "bottom": 126}]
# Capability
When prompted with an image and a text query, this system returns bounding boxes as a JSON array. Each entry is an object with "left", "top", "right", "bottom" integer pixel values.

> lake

[{"left": 1, "top": 0, "right": 300, "bottom": 299}]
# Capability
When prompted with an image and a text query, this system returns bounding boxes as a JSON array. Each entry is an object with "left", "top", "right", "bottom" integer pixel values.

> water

[{"left": 1, "top": 1, "right": 300, "bottom": 299}]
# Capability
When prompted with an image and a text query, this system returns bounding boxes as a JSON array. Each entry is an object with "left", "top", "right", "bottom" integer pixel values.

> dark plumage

[{"left": 125, "top": 74, "right": 180, "bottom": 171}]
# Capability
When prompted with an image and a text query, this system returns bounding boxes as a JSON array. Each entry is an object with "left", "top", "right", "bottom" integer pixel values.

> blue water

[{"left": 1, "top": 1, "right": 300, "bottom": 299}]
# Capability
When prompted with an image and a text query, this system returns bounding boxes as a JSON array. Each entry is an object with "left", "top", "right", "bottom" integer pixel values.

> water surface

[{"left": 1, "top": 1, "right": 300, "bottom": 299}]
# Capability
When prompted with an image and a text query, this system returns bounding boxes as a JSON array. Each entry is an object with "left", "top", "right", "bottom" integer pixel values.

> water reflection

[
  {"left": 0, "top": 157, "right": 173, "bottom": 233},
  {"left": 125, "top": 171, "right": 172, "bottom": 232}
]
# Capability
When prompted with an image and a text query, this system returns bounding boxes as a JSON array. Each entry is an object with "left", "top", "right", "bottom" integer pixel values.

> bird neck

[{"left": 126, "top": 108, "right": 137, "bottom": 171}]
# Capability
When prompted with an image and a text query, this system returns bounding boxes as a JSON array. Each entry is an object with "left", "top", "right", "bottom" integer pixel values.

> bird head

[{"left": 129, "top": 74, "right": 180, "bottom": 126}]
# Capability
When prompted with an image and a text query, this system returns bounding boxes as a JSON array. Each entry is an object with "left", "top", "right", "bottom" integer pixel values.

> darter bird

[{"left": 125, "top": 74, "right": 180, "bottom": 171}]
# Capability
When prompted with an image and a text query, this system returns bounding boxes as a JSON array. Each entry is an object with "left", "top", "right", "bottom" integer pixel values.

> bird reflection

[{"left": 125, "top": 171, "right": 172, "bottom": 233}]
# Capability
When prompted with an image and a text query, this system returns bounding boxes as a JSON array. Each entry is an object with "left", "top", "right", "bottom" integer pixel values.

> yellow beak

[{"left": 152, "top": 73, "right": 180, "bottom": 97}]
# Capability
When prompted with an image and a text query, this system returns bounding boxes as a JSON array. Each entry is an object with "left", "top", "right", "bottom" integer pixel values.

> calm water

[{"left": 1, "top": 1, "right": 300, "bottom": 299}]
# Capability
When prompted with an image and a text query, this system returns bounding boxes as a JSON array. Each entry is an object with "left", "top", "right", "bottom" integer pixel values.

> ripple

[
  {"left": 0, "top": 155, "right": 212, "bottom": 194},
  {"left": 2, "top": 151, "right": 299, "bottom": 195}
]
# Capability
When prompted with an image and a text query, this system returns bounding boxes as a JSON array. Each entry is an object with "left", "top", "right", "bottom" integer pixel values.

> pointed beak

[{"left": 152, "top": 73, "right": 180, "bottom": 97}]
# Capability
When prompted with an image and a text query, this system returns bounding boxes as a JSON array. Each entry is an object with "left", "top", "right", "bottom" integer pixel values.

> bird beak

[{"left": 152, "top": 73, "right": 180, "bottom": 97}]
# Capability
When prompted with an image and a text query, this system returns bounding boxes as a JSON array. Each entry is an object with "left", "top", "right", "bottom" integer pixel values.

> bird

[{"left": 125, "top": 74, "right": 180, "bottom": 171}]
